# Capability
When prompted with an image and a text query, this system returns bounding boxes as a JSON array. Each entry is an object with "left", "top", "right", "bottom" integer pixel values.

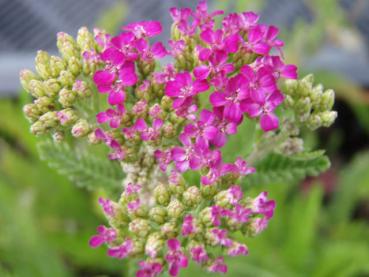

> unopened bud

[
  {"left": 149, "top": 206, "right": 167, "bottom": 224},
  {"left": 68, "top": 56, "right": 82, "bottom": 76},
  {"left": 154, "top": 184, "right": 171, "bottom": 206},
  {"left": 167, "top": 199, "right": 184, "bottom": 219},
  {"left": 73, "top": 80, "right": 92, "bottom": 97},
  {"left": 71, "top": 119, "right": 90, "bottom": 137},
  {"left": 161, "top": 221, "right": 178, "bottom": 238},
  {"left": 183, "top": 186, "right": 201, "bottom": 207},
  {"left": 145, "top": 232, "right": 164, "bottom": 258},
  {"left": 30, "top": 121, "right": 45, "bottom": 135},
  {"left": 49, "top": 56, "right": 66, "bottom": 77},
  {"left": 52, "top": 131, "right": 64, "bottom": 143},
  {"left": 57, "top": 32, "right": 80, "bottom": 60},
  {"left": 320, "top": 111, "right": 337, "bottom": 127},
  {"left": 57, "top": 108, "right": 77, "bottom": 126},
  {"left": 35, "top": 50, "right": 51, "bottom": 79},
  {"left": 58, "top": 88, "right": 77, "bottom": 107},
  {"left": 58, "top": 70, "right": 75, "bottom": 88},
  {"left": 77, "top": 27, "right": 96, "bottom": 52},
  {"left": 129, "top": 219, "right": 151, "bottom": 238},
  {"left": 44, "top": 79, "right": 61, "bottom": 98},
  {"left": 20, "top": 69, "right": 38, "bottom": 92},
  {"left": 29, "top": 80, "right": 46, "bottom": 98}
]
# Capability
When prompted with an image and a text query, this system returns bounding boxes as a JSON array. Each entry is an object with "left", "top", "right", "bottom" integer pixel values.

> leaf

[
  {"left": 244, "top": 151, "right": 331, "bottom": 186},
  {"left": 37, "top": 140, "right": 124, "bottom": 193}
]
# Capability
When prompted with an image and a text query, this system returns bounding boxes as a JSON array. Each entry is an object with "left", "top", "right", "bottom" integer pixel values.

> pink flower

[
  {"left": 136, "top": 261, "right": 163, "bottom": 277},
  {"left": 227, "top": 243, "right": 248, "bottom": 256},
  {"left": 89, "top": 225, "right": 116, "bottom": 248},
  {"left": 108, "top": 90, "right": 125, "bottom": 106},
  {"left": 135, "top": 39, "right": 167, "bottom": 61},
  {"left": 118, "top": 61, "right": 138, "bottom": 86},
  {"left": 182, "top": 215, "right": 196, "bottom": 236},
  {"left": 169, "top": 40, "right": 186, "bottom": 57},
  {"left": 210, "top": 74, "right": 249, "bottom": 123},
  {"left": 110, "top": 32, "right": 138, "bottom": 61},
  {"left": 134, "top": 118, "right": 163, "bottom": 141},
  {"left": 165, "top": 239, "right": 188, "bottom": 277},
  {"left": 154, "top": 150, "right": 172, "bottom": 171},
  {"left": 190, "top": 246, "right": 209, "bottom": 264},
  {"left": 193, "top": 0, "right": 224, "bottom": 31},
  {"left": 98, "top": 197, "right": 115, "bottom": 217},
  {"left": 153, "top": 64, "right": 176, "bottom": 84},
  {"left": 165, "top": 72, "right": 209, "bottom": 110},
  {"left": 125, "top": 183, "right": 142, "bottom": 195},
  {"left": 228, "top": 204, "right": 252, "bottom": 223},
  {"left": 123, "top": 21, "right": 162, "bottom": 38},
  {"left": 96, "top": 104, "right": 125, "bottom": 129},
  {"left": 170, "top": 7, "right": 195, "bottom": 35},
  {"left": 227, "top": 185, "right": 243, "bottom": 205},
  {"left": 93, "top": 70, "right": 116, "bottom": 93},
  {"left": 252, "top": 192, "right": 276, "bottom": 219},
  {"left": 127, "top": 199, "right": 141, "bottom": 212},
  {"left": 208, "top": 257, "right": 228, "bottom": 273},
  {"left": 108, "top": 140, "right": 125, "bottom": 161},
  {"left": 211, "top": 228, "right": 232, "bottom": 247},
  {"left": 108, "top": 239, "right": 134, "bottom": 259}
]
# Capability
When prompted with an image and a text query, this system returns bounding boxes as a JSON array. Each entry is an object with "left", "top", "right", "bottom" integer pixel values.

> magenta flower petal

[
  {"left": 194, "top": 65, "right": 211, "bottom": 80},
  {"left": 210, "top": 92, "right": 227, "bottom": 107},
  {"left": 260, "top": 113, "right": 279, "bottom": 131}
]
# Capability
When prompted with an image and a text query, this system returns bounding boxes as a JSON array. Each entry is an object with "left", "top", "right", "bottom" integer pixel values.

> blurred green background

[{"left": 1, "top": 0, "right": 369, "bottom": 276}]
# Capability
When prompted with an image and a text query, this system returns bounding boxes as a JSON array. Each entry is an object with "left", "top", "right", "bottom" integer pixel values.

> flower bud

[
  {"left": 167, "top": 199, "right": 184, "bottom": 219},
  {"left": 59, "top": 88, "right": 77, "bottom": 107},
  {"left": 73, "top": 80, "right": 92, "bottom": 97},
  {"left": 320, "top": 111, "right": 337, "bottom": 127},
  {"left": 161, "top": 96, "right": 173, "bottom": 111},
  {"left": 57, "top": 108, "right": 78, "bottom": 126},
  {"left": 57, "top": 32, "right": 80, "bottom": 60},
  {"left": 183, "top": 186, "right": 201, "bottom": 207},
  {"left": 145, "top": 232, "right": 164, "bottom": 258},
  {"left": 161, "top": 221, "right": 178, "bottom": 238},
  {"left": 44, "top": 79, "right": 61, "bottom": 98},
  {"left": 77, "top": 27, "right": 96, "bottom": 52},
  {"left": 214, "top": 190, "right": 231, "bottom": 208},
  {"left": 321, "top": 89, "right": 335, "bottom": 111},
  {"left": 34, "top": 97, "right": 54, "bottom": 113},
  {"left": 71, "top": 119, "right": 91, "bottom": 137},
  {"left": 23, "top": 103, "right": 40, "bottom": 121},
  {"left": 20, "top": 69, "right": 38, "bottom": 93},
  {"left": 35, "top": 50, "right": 51, "bottom": 79},
  {"left": 201, "top": 184, "right": 219, "bottom": 198},
  {"left": 149, "top": 206, "right": 167, "bottom": 224},
  {"left": 199, "top": 207, "right": 213, "bottom": 227},
  {"left": 29, "top": 80, "right": 46, "bottom": 98},
  {"left": 306, "top": 114, "right": 321, "bottom": 130},
  {"left": 39, "top": 111, "right": 58, "bottom": 128},
  {"left": 49, "top": 56, "right": 66, "bottom": 77},
  {"left": 58, "top": 70, "right": 75, "bottom": 88},
  {"left": 68, "top": 56, "right": 82, "bottom": 76},
  {"left": 153, "top": 184, "right": 171, "bottom": 206},
  {"left": 129, "top": 219, "right": 151, "bottom": 238},
  {"left": 30, "top": 121, "right": 45, "bottom": 135}
]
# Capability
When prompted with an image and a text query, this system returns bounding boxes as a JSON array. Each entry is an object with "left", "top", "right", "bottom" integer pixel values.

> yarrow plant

[{"left": 20, "top": 1, "right": 337, "bottom": 276}]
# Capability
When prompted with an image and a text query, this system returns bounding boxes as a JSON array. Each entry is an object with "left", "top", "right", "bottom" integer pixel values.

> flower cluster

[
  {"left": 20, "top": 1, "right": 337, "bottom": 276},
  {"left": 20, "top": 27, "right": 102, "bottom": 141},
  {"left": 87, "top": 1, "right": 296, "bottom": 276}
]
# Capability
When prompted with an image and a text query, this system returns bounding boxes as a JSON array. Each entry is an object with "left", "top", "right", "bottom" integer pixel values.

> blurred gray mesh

[{"left": 1, "top": 0, "right": 369, "bottom": 95}]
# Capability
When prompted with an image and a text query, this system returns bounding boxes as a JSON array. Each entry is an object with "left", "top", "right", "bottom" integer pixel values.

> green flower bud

[
  {"left": 77, "top": 27, "right": 96, "bottom": 52},
  {"left": 35, "top": 50, "right": 51, "bottom": 79},
  {"left": 310, "top": 84, "right": 323, "bottom": 107},
  {"left": 59, "top": 88, "right": 77, "bottom": 107},
  {"left": 39, "top": 111, "right": 58, "bottom": 128},
  {"left": 149, "top": 206, "right": 167, "bottom": 224},
  {"left": 57, "top": 32, "right": 80, "bottom": 60},
  {"left": 129, "top": 219, "right": 151, "bottom": 238},
  {"left": 67, "top": 56, "right": 82, "bottom": 76},
  {"left": 320, "top": 111, "right": 337, "bottom": 127},
  {"left": 23, "top": 103, "right": 40, "bottom": 122},
  {"left": 58, "top": 70, "right": 75, "bottom": 88},
  {"left": 154, "top": 184, "right": 171, "bottom": 206},
  {"left": 19, "top": 69, "right": 38, "bottom": 93},
  {"left": 201, "top": 183, "right": 218, "bottom": 198},
  {"left": 30, "top": 121, "right": 45, "bottom": 135},
  {"left": 199, "top": 207, "right": 213, "bottom": 227},
  {"left": 145, "top": 232, "right": 164, "bottom": 258},
  {"left": 163, "top": 123, "right": 176, "bottom": 138},
  {"left": 73, "top": 80, "right": 92, "bottom": 97},
  {"left": 278, "top": 137, "right": 304, "bottom": 155},
  {"left": 214, "top": 190, "right": 231, "bottom": 208},
  {"left": 34, "top": 97, "right": 54, "bottom": 113},
  {"left": 57, "top": 108, "right": 78, "bottom": 126},
  {"left": 321, "top": 89, "right": 335, "bottom": 111},
  {"left": 161, "top": 96, "right": 173, "bottom": 111},
  {"left": 29, "top": 80, "right": 47, "bottom": 98},
  {"left": 298, "top": 74, "right": 314, "bottom": 96},
  {"left": 306, "top": 114, "right": 321, "bottom": 130},
  {"left": 283, "top": 79, "right": 298, "bottom": 95},
  {"left": 49, "top": 56, "right": 66, "bottom": 77},
  {"left": 167, "top": 199, "right": 184, "bottom": 219},
  {"left": 44, "top": 79, "right": 61, "bottom": 98},
  {"left": 71, "top": 119, "right": 90, "bottom": 138},
  {"left": 183, "top": 186, "right": 201, "bottom": 207},
  {"left": 161, "top": 221, "right": 178, "bottom": 238}
]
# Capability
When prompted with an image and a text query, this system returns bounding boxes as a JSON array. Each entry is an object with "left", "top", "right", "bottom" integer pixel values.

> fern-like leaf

[
  {"left": 244, "top": 151, "right": 330, "bottom": 186},
  {"left": 38, "top": 140, "right": 124, "bottom": 192}
]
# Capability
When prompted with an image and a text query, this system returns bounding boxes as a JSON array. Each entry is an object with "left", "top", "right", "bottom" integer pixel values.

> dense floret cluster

[{"left": 19, "top": 1, "right": 337, "bottom": 276}]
